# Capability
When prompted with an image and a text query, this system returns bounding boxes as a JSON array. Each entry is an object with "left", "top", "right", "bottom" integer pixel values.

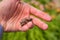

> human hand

[{"left": 0, "top": 0, "right": 52, "bottom": 32}]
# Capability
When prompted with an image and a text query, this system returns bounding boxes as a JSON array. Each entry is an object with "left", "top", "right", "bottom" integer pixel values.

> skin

[{"left": 0, "top": 0, "right": 52, "bottom": 32}]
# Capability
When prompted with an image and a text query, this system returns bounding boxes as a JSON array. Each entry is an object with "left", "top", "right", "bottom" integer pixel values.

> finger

[
  {"left": 30, "top": 16, "right": 48, "bottom": 30},
  {"left": 30, "top": 6, "right": 52, "bottom": 21},
  {"left": 19, "top": 22, "right": 33, "bottom": 32}
]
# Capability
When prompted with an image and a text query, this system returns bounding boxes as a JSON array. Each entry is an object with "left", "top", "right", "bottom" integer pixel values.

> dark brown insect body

[{"left": 20, "top": 18, "right": 32, "bottom": 26}]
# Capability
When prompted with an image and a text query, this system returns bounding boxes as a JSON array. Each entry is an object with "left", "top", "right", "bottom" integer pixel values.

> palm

[
  {"left": 5, "top": 3, "right": 31, "bottom": 31},
  {"left": 0, "top": 0, "right": 52, "bottom": 32}
]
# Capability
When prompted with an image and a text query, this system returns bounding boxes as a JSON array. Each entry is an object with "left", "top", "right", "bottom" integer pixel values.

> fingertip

[
  {"left": 42, "top": 24, "right": 48, "bottom": 30},
  {"left": 46, "top": 16, "right": 52, "bottom": 22}
]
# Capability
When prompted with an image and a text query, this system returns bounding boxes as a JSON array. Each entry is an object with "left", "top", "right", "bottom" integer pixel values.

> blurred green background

[{"left": 0, "top": 0, "right": 60, "bottom": 40}]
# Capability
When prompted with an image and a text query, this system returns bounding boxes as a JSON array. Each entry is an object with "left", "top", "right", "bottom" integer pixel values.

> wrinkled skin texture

[{"left": 0, "top": 0, "right": 52, "bottom": 32}]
